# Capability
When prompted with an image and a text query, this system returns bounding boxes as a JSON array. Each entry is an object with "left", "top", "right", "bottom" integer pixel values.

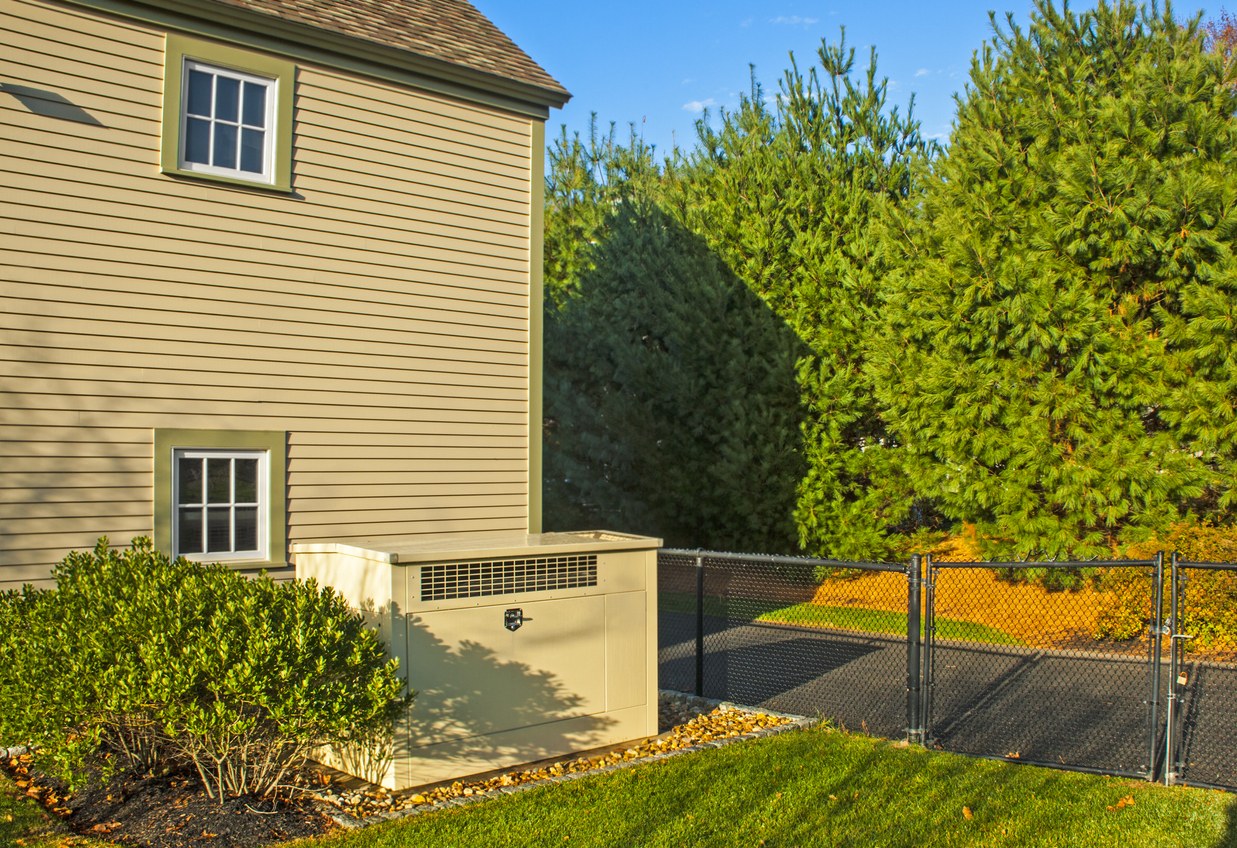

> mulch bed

[
  {"left": 3, "top": 755, "right": 328, "bottom": 848},
  {"left": 2, "top": 693, "right": 803, "bottom": 848}
]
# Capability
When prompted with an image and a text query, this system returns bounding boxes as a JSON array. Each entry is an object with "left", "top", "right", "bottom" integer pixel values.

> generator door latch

[{"left": 505, "top": 608, "right": 531, "bottom": 631}]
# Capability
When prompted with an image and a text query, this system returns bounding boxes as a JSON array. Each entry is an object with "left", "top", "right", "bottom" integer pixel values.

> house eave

[{"left": 59, "top": 0, "right": 571, "bottom": 119}]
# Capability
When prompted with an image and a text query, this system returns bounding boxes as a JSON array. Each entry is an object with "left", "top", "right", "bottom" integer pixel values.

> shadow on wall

[
  {"left": 1, "top": 82, "right": 104, "bottom": 125},
  {"left": 326, "top": 603, "right": 618, "bottom": 787},
  {"left": 397, "top": 612, "right": 615, "bottom": 782},
  {"left": 543, "top": 199, "right": 811, "bottom": 554}
]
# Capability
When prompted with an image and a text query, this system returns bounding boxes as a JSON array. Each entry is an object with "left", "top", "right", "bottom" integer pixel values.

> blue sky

[{"left": 474, "top": 0, "right": 1212, "bottom": 157}]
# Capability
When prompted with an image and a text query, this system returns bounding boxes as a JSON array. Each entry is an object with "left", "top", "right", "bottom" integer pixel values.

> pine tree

[
  {"left": 543, "top": 199, "right": 808, "bottom": 551},
  {"left": 667, "top": 37, "right": 934, "bottom": 558},
  {"left": 870, "top": 0, "right": 1237, "bottom": 559}
]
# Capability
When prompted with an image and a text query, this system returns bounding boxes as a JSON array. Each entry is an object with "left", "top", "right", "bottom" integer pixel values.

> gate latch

[
  {"left": 1149, "top": 624, "right": 1171, "bottom": 636},
  {"left": 505, "top": 608, "right": 531, "bottom": 632}
]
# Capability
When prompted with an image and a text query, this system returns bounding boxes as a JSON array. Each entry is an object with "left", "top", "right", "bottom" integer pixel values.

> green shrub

[
  {"left": 1094, "top": 521, "right": 1237, "bottom": 651},
  {"left": 0, "top": 538, "right": 410, "bottom": 798}
]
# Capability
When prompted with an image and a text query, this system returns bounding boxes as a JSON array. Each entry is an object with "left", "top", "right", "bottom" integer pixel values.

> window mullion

[
  {"left": 198, "top": 456, "right": 208, "bottom": 558},
  {"left": 229, "top": 457, "right": 236, "bottom": 553}
]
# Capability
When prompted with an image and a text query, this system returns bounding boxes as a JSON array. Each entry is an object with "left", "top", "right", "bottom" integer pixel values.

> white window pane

[
  {"left": 178, "top": 456, "right": 203, "bottom": 505},
  {"left": 207, "top": 457, "right": 231, "bottom": 503},
  {"left": 215, "top": 76, "right": 239, "bottom": 123},
  {"left": 179, "top": 507, "right": 204, "bottom": 554},
  {"left": 234, "top": 458, "right": 259, "bottom": 502},
  {"left": 187, "top": 70, "right": 213, "bottom": 117},
  {"left": 235, "top": 507, "right": 258, "bottom": 551},
  {"left": 206, "top": 508, "right": 231, "bottom": 553},
  {"left": 212, "top": 124, "right": 237, "bottom": 169},
  {"left": 239, "top": 129, "right": 264, "bottom": 174},
  {"left": 185, "top": 117, "right": 211, "bottom": 164},
  {"left": 242, "top": 82, "right": 267, "bottom": 128}
]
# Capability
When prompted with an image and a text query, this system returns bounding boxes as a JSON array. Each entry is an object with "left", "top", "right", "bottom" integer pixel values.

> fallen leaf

[
  {"left": 963, "top": 806, "right": 973, "bottom": 820},
  {"left": 828, "top": 795, "right": 837, "bottom": 800}
]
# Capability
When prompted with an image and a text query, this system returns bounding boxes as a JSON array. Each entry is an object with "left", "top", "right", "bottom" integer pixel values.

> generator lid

[{"left": 289, "top": 529, "right": 661, "bottom": 565}]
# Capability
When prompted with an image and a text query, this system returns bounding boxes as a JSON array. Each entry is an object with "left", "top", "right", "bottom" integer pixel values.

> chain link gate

[
  {"left": 1165, "top": 555, "right": 1237, "bottom": 790},
  {"left": 915, "top": 554, "right": 1166, "bottom": 779},
  {"left": 660, "top": 548, "right": 1236, "bottom": 790}
]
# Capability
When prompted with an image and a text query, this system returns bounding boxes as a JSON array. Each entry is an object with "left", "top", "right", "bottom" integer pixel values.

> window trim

[
  {"left": 162, "top": 34, "right": 295, "bottom": 192},
  {"left": 154, "top": 429, "right": 288, "bottom": 567}
]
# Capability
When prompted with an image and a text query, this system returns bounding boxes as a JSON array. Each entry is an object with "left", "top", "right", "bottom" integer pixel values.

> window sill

[{"left": 161, "top": 167, "right": 293, "bottom": 194}]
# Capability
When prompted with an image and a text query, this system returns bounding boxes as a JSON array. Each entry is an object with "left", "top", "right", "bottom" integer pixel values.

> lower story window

[
  {"left": 154, "top": 429, "right": 286, "bottom": 566},
  {"left": 174, "top": 449, "right": 266, "bottom": 558}
]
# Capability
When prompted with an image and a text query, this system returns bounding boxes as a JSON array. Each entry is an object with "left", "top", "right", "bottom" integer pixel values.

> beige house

[{"left": 0, "top": 0, "right": 575, "bottom": 589}]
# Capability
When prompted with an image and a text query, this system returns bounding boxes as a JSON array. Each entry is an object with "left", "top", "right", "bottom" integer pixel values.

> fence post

[
  {"left": 907, "top": 553, "right": 922, "bottom": 745},
  {"left": 920, "top": 554, "right": 935, "bottom": 745},
  {"left": 1165, "top": 551, "right": 1180, "bottom": 786},
  {"left": 1146, "top": 550, "right": 1165, "bottom": 779},
  {"left": 695, "top": 550, "right": 704, "bottom": 698}
]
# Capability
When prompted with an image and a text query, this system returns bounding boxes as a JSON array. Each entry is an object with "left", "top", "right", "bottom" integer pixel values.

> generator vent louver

[{"left": 420, "top": 554, "right": 598, "bottom": 601}]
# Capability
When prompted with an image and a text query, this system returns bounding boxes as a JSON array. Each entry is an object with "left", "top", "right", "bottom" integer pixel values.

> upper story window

[
  {"left": 162, "top": 34, "right": 295, "bottom": 192},
  {"left": 181, "top": 62, "right": 276, "bottom": 181}
]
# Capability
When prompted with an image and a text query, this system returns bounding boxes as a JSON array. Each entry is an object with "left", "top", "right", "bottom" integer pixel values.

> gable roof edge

[{"left": 60, "top": 0, "right": 570, "bottom": 116}]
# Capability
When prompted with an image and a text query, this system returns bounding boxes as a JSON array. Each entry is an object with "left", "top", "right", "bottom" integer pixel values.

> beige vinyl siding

[{"left": 0, "top": 0, "right": 538, "bottom": 588}]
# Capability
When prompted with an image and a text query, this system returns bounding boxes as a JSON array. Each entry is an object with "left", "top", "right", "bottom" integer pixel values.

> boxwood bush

[{"left": 0, "top": 537, "right": 410, "bottom": 799}]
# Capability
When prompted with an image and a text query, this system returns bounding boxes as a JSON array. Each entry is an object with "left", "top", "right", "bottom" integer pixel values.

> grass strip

[
  {"left": 660, "top": 593, "right": 1022, "bottom": 645},
  {"left": 0, "top": 771, "right": 105, "bottom": 848},
  {"left": 298, "top": 726, "right": 1237, "bottom": 848}
]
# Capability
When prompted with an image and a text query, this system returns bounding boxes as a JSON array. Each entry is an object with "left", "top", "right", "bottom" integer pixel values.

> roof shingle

[{"left": 206, "top": 0, "right": 569, "bottom": 102}]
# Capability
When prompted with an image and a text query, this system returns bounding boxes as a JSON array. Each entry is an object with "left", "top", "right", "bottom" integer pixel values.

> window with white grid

[
  {"left": 179, "top": 60, "right": 276, "bottom": 183},
  {"left": 172, "top": 449, "right": 267, "bottom": 560}
]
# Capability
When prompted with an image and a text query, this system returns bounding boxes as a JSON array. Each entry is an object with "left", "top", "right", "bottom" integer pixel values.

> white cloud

[
  {"left": 915, "top": 68, "right": 930, "bottom": 77},
  {"left": 741, "top": 16, "right": 753, "bottom": 27},
  {"left": 683, "top": 98, "right": 716, "bottom": 113},
  {"left": 682, "top": 78, "right": 694, "bottom": 84},
  {"left": 771, "top": 15, "right": 818, "bottom": 25}
]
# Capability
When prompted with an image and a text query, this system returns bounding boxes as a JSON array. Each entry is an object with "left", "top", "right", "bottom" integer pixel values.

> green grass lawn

[
  {"left": 298, "top": 726, "right": 1237, "bottom": 848},
  {"left": 0, "top": 770, "right": 106, "bottom": 848},
  {"left": 661, "top": 592, "right": 1022, "bottom": 645},
  {"left": 8, "top": 728, "right": 1236, "bottom": 848}
]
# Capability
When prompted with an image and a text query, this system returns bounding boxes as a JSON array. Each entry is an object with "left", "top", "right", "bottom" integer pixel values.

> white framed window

[
  {"left": 179, "top": 61, "right": 276, "bottom": 183},
  {"left": 162, "top": 35, "right": 295, "bottom": 192},
  {"left": 173, "top": 448, "right": 268, "bottom": 561}
]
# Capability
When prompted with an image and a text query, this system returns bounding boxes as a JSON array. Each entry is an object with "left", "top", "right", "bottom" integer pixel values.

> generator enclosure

[{"left": 292, "top": 530, "right": 661, "bottom": 790}]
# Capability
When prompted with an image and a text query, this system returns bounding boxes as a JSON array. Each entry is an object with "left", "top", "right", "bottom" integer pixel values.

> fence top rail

[
  {"left": 1176, "top": 560, "right": 1237, "bottom": 571},
  {"left": 659, "top": 548, "right": 907, "bottom": 574},
  {"left": 930, "top": 559, "right": 1157, "bottom": 569}
]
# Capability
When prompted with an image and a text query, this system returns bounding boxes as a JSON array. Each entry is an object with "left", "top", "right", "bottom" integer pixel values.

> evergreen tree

[
  {"left": 543, "top": 200, "right": 808, "bottom": 551},
  {"left": 543, "top": 119, "right": 670, "bottom": 310},
  {"left": 668, "top": 37, "right": 934, "bottom": 559},
  {"left": 871, "top": 1, "right": 1237, "bottom": 559}
]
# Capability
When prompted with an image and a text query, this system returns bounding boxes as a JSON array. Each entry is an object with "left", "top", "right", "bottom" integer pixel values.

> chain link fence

[
  {"left": 658, "top": 548, "right": 1237, "bottom": 791},
  {"left": 657, "top": 549, "right": 908, "bottom": 739}
]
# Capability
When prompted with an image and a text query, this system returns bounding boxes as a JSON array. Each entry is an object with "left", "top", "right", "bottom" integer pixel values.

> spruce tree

[{"left": 871, "top": 1, "right": 1237, "bottom": 558}]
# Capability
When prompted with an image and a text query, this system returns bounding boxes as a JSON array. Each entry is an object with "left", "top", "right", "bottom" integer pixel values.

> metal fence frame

[{"left": 660, "top": 547, "right": 1236, "bottom": 790}]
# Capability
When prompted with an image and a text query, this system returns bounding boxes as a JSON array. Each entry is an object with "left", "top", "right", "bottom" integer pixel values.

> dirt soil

[{"left": 3, "top": 754, "right": 331, "bottom": 848}]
